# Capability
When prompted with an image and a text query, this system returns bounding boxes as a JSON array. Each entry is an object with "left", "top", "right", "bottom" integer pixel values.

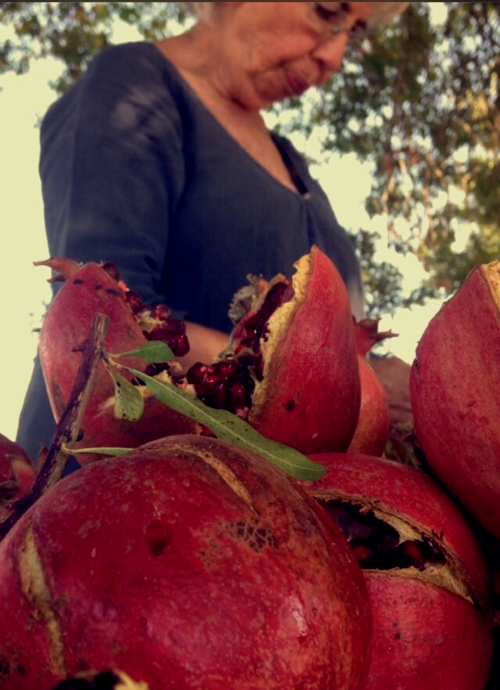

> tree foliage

[{"left": 1, "top": 2, "right": 498, "bottom": 316}]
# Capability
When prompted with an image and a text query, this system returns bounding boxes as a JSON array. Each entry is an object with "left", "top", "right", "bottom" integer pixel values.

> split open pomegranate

[
  {"left": 38, "top": 259, "right": 200, "bottom": 463},
  {"left": 303, "top": 452, "right": 493, "bottom": 690},
  {"left": 185, "top": 246, "right": 361, "bottom": 454}
]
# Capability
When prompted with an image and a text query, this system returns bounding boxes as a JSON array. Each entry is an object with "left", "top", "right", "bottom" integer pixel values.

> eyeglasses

[{"left": 309, "top": 2, "right": 369, "bottom": 39}]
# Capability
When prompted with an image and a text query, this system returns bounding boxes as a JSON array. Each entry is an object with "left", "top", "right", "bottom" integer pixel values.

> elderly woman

[{"left": 17, "top": 2, "right": 409, "bottom": 462}]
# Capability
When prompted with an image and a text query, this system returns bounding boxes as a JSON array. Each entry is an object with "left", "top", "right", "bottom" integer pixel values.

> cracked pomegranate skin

[
  {"left": 0, "top": 436, "right": 370, "bottom": 690},
  {"left": 410, "top": 261, "right": 500, "bottom": 538},
  {"left": 303, "top": 453, "right": 493, "bottom": 690}
]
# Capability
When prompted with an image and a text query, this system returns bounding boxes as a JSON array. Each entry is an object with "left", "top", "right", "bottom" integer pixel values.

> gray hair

[
  {"left": 178, "top": 2, "right": 218, "bottom": 23},
  {"left": 364, "top": 3, "right": 411, "bottom": 28},
  {"left": 178, "top": 2, "right": 410, "bottom": 27}
]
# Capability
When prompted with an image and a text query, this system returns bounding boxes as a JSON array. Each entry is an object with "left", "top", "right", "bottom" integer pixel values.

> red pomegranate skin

[
  {"left": 0, "top": 436, "right": 371, "bottom": 690},
  {"left": 347, "top": 356, "right": 389, "bottom": 457},
  {"left": 347, "top": 320, "right": 394, "bottom": 457},
  {"left": 410, "top": 261, "right": 500, "bottom": 537},
  {"left": 363, "top": 572, "right": 493, "bottom": 690},
  {"left": 249, "top": 246, "right": 361, "bottom": 454},
  {"left": 39, "top": 262, "right": 197, "bottom": 462},
  {"left": 302, "top": 453, "right": 493, "bottom": 690},
  {"left": 40, "top": 262, "right": 147, "bottom": 421}
]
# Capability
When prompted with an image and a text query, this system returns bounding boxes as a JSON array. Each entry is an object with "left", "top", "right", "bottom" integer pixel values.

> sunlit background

[{"left": 0, "top": 13, "right": 446, "bottom": 442}]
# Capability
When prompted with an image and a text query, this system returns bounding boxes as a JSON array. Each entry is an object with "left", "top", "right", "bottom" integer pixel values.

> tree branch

[{"left": 0, "top": 312, "right": 109, "bottom": 541}]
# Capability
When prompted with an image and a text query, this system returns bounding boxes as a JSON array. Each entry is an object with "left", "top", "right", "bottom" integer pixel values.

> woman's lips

[{"left": 285, "top": 70, "right": 310, "bottom": 96}]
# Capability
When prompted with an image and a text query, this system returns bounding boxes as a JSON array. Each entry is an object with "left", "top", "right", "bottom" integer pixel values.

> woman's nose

[{"left": 311, "top": 32, "right": 350, "bottom": 77}]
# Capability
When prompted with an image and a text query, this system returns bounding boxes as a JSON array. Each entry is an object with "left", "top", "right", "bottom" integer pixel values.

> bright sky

[{"left": 0, "top": 17, "right": 446, "bottom": 442}]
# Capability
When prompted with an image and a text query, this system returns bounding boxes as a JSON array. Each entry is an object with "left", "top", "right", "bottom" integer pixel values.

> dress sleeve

[{"left": 40, "top": 44, "right": 186, "bottom": 305}]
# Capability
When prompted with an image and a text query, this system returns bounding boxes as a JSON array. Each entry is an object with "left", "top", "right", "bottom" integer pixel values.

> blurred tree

[
  {"left": 1, "top": 2, "right": 498, "bottom": 316},
  {"left": 0, "top": 2, "right": 186, "bottom": 92},
  {"left": 276, "top": 2, "right": 500, "bottom": 307}
]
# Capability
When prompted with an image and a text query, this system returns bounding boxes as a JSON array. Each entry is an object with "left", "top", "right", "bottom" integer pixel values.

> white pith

[
  {"left": 250, "top": 253, "right": 311, "bottom": 418},
  {"left": 482, "top": 260, "right": 500, "bottom": 312}
]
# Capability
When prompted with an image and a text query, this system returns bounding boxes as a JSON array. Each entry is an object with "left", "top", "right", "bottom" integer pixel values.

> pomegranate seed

[
  {"left": 101, "top": 261, "right": 121, "bottom": 282},
  {"left": 402, "top": 541, "right": 426, "bottom": 568},
  {"left": 198, "top": 374, "right": 220, "bottom": 394},
  {"left": 212, "top": 381, "right": 229, "bottom": 408},
  {"left": 227, "top": 379, "right": 251, "bottom": 408},
  {"left": 349, "top": 539, "right": 371, "bottom": 565},
  {"left": 145, "top": 362, "right": 169, "bottom": 376},
  {"left": 152, "top": 303, "right": 172, "bottom": 320},
  {"left": 170, "top": 334, "right": 190, "bottom": 357},
  {"left": 158, "top": 319, "right": 186, "bottom": 336},
  {"left": 215, "top": 360, "right": 242, "bottom": 379},
  {"left": 187, "top": 363, "right": 214, "bottom": 385},
  {"left": 124, "top": 290, "right": 144, "bottom": 314}
]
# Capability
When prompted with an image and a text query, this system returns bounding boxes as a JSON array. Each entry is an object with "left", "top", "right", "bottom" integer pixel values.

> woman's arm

[{"left": 182, "top": 322, "right": 230, "bottom": 371}]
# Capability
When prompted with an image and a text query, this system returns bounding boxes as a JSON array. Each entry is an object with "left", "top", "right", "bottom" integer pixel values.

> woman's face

[{"left": 217, "top": 2, "right": 375, "bottom": 110}]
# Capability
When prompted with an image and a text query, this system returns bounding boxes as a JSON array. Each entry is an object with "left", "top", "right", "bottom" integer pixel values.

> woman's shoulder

[{"left": 85, "top": 42, "right": 182, "bottom": 89}]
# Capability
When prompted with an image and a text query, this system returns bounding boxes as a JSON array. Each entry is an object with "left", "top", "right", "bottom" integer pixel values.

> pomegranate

[
  {"left": 347, "top": 319, "right": 395, "bottom": 456},
  {"left": 303, "top": 452, "right": 493, "bottom": 690},
  {"left": 410, "top": 261, "right": 500, "bottom": 538},
  {"left": 186, "top": 246, "right": 361, "bottom": 453},
  {"left": 0, "top": 435, "right": 370, "bottom": 690},
  {"left": 38, "top": 259, "right": 199, "bottom": 463},
  {"left": 0, "top": 433, "right": 35, "bottom": 521}
]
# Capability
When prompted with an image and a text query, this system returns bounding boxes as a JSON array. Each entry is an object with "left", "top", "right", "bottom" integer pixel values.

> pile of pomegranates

[
  {"left": 0, "top": 253, "right": 498, "bottom": 688},
  {"left": 38, "top": 248, "right": 362, "bottom": 462}
]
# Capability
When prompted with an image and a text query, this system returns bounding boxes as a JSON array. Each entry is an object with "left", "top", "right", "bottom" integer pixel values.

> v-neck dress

[{"left": 17, "top": 42, "right": 364, "bottom": 461}]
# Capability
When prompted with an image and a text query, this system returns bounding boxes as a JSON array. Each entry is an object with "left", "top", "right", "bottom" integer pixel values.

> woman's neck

[{"left": 155, "top": 27, "right": 265, "bottom": 130}]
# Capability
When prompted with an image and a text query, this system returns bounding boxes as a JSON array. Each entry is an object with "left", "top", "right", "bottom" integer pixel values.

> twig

[{"left": 0, "top": 313, "right": 109, "bottom": 541}]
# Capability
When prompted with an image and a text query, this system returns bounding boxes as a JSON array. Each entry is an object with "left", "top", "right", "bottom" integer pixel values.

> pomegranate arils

[
  {"left": 152, "top": 303, "right": 172, "bottom": 320},
  {"left": 101, "top": 261, "right": 121, "bottom": 282},
  {"left": 214, "top": 360, "right": 242, "bottom": 378},
  {"left": 226, "top": 379, "right": 252, "bottom": 408},
  {"left": 188, "top": 360, "right": 255, "bottom": 411},
  {"left": 319, "top": 499, "right": 446, "bottom": 572},
  {"left": 124, "top": 290, "right": 144, "bottom": 314},
  {"left": 170, "top": 334, "right": 189, "bottom": 357},
  {"left": 186, "top": 363, "right": 213, "bottom": 385},
  {"left": 239, "top": 280, "right": 289, "bottom": 351},
  {"left": 146, "top": 319, "right": 186, "bottom": 338}
]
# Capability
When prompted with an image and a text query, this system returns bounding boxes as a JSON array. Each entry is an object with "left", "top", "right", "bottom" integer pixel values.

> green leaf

[
  {"left": 111, "top": 341, "right": 174, "bottom": 363},
  {"left": 110, "top": 371, "right": 145, "bottom": 421},
  {"left": 69, "top": 447, "right": 132, "bottom": 457},
  {"left": 127, "top": 368, "right": 326, "bottom": 481}
]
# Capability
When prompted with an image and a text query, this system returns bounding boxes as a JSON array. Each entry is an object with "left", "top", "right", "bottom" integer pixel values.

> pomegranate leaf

[
  {"left": 127, "top": 368, "right": 326, "bottom": 481},
  {"left": 110, "top": 371, "right": 145, "bottom": 421},
  {"left": 111, "top": 341, "right": 174, "bottom": 363}
]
